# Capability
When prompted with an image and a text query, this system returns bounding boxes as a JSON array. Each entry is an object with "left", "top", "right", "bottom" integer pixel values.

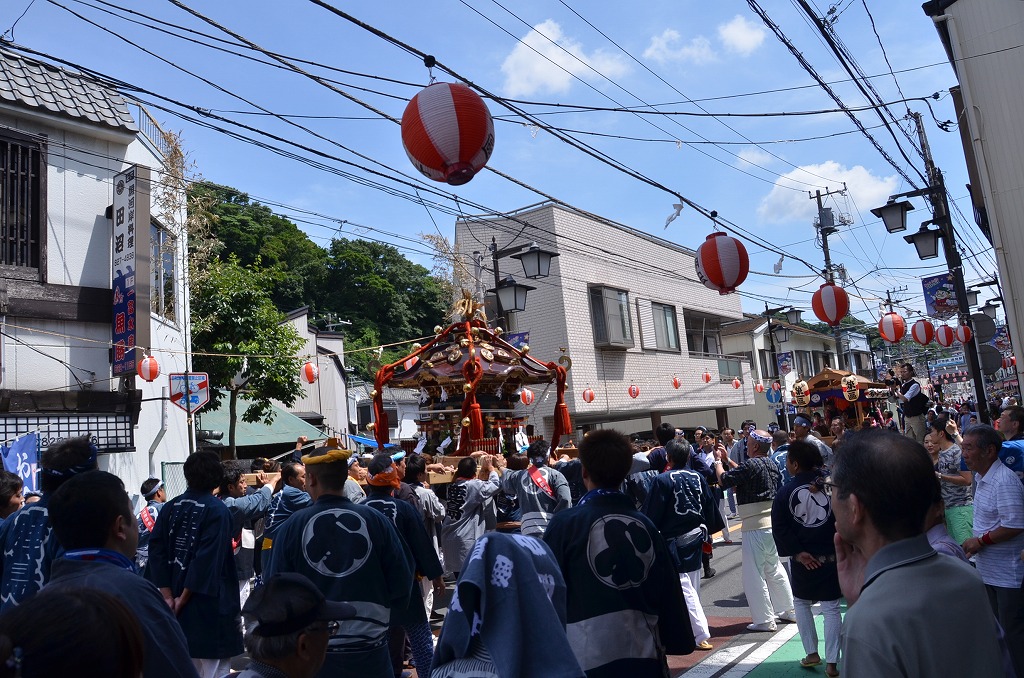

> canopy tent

[{"left": 198, "top": 399, "right": 325, "bottom": 450}]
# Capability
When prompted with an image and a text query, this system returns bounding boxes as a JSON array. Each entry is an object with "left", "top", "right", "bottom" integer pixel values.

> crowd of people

[{"left": 0, "top": 366, "right": 1020, "bottom": 677}]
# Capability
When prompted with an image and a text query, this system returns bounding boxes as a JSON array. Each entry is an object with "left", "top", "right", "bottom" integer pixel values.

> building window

[
  {"left": 651, "top": 302, "right": 680, "bottom": 351},
  {"left": 685, "top": 314, "right": 722, "bottom": 356},
  {"left": 718, "top": 357, "right": 744, "bottom": 380},
  {"left": 589, "top": 286, "right": 633, "bottom": 348},
  {"left": 796, "top": 350, "right": 813, "bottom": 378},
  {"left": 759, "top": 349, "right": 779, "bottom": 382},
  {"left": 0, "top": 131, "right": 44, "bottom": 279},
  {"left": 151, "top": 223, "right": 176, "bottom": 322}
]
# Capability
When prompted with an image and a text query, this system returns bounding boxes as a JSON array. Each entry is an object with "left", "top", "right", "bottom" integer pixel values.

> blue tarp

[{"left": 349, "top": 434, "right": 398, "bottom": 449}]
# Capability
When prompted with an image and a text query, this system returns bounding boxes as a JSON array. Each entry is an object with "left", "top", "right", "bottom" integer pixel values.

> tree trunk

[{"left": 229, "top": 387, "right": 239, "bottom": 459}]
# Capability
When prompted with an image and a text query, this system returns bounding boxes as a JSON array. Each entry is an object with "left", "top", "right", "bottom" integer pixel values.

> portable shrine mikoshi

[
  {"left": 804, "top": 367, "right": 889, "bottom": 424},
  {"left": 369, "top": 292, "right": 568, "bottom": 455}
]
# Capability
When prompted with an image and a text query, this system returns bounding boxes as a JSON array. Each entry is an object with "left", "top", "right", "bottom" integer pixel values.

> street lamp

[
  {"left": 981, "top": 299, "right": 1001, "bottom": 320},
  {"left": 483, "top": 236, "right": 558, "bottom": 329},
  {"left": 764, "top": 304, "right": 791, "bottom": 430},
  {"left": 965, "top": 288, "right": 980, "bottom": 308},
  {"left": 870, "top": 199, "right": 915, "bottom": 233},
  {"left": 487, "top": 276, "right": 534, "bottom": 314},
  {"left": 772, "top": 325, "right": 792, "bottom": 343},
  {"left": 784, "top": 308, "right": 803, "bottom": 326},
  {"left": 510, "top": 242, "right": 559, "bottom": 279},
  {"left": 903, "top": 222, "right": 941, "bottom": 260}
]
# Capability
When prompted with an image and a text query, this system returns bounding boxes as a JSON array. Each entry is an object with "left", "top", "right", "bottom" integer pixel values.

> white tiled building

[
  {"left": 0, "top": 49, "right": 191, "bottom": 490},
  {"left": 455, "top": 202, "right": 754, "bottom": 440}
]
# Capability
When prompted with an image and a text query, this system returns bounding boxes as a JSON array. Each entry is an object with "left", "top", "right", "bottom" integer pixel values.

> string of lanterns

[{"left": 881, "top": 312, "right": 974, "bottom": 348}]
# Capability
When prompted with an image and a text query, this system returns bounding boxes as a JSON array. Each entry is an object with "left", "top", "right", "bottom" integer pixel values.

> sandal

[
  {"left": 825, "top": 665, "right": 840, "bottom": 677},
  {"left": 800, "top": 655, "right": 822, "bottom": 668}
]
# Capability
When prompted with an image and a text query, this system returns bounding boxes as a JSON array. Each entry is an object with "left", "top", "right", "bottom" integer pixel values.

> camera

[{"left": 883, "top": 368, "right": 898, "bottom": 387}]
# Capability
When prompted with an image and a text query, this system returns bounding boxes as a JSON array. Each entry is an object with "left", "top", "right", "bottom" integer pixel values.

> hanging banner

[
  {"left": 505, "top": 331, "right": 530, "bottom": 350},
  {"left": 922, "top": 273, "right": 958, "bottom": 320},
  {"left": 776, "top": 351, "right": 794, "bottom": 377},
  {"left": 111, "top": 166, "right": 151, "bottom": 376},
  {"left": 989, "top": 325, "right": 1012, "bottom": 352}
]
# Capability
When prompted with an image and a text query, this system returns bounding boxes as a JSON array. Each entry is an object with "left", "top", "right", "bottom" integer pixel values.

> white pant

[
  {"left": 680, "top": 569, "right": 710, "bottom": 643},
  {"left": 741, "top": 528, "right": 794, "bottom": 625},
  {"left": 795, "top": 597, "right": 842, "bottom": 664},
  {"left": 421, "top": 575, "right": 434, "bottom": 618},
  {"left": 717, "top": 496, "right": 732, "bottom": 540},
  {"left": 193, "top": 658, "right": 230, "bottom": 678}
]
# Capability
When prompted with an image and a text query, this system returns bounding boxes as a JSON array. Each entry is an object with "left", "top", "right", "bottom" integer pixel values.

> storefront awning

[{"left": 198, "top": 400, "right": 325, "bottom": 448}]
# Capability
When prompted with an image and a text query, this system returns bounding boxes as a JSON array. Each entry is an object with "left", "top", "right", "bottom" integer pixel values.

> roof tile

[{"left": 0, "top": 49, "right": 138, "bottom": 133}]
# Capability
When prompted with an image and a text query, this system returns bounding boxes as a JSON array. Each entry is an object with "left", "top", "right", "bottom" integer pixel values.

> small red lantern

[
  {"left": 520, "top": 388, "right": 535, "bottom": 406},
  {"left": 302, "top": 361, "right": 319, "bottom": 384},
  {"left": 401, "top": 82, "right": 495, "bottom": 186},
  {"left": 732, "top": 378, "right": 742, "bottom": 389},
  {"left": 935, "top": 325, "right": 955, "bottom": 348},
  {"left": 137, "top": 355, "right": 159, "bottom": 382},
  {"left": 701, "top": 371, "right": 712, "bottom": 384},
  {"left": 955, "top": 325, "right": 973, "bottom": 344},
  {"left": 403, "top": 356, "right": 418, "bottom": 371},
  {"left": 628, "top": 384, "right": 641, "bottom": 399},
  {"left": 811, "top": 282, "right": 849, "bottom": 327},
  {"left": 878, "top": 312, "right": 906, "bottom": 343},
  {"left": 772, "top": 382, "right": 781, "bottom": 391},
  {"left": 672, "top": 376, "right": 681, "bottom": 390},
  {"left": 755, "top": 382, "right": 765, "bottom": 393},
  {"left": 911, "top": 319, "right": 934, "bottom": 346},
  {"left": 582, "top": 387, "right": 596, "bottom": 403},
  {"left": 695, "top": 232, "right": 749, "bottom": 295}
]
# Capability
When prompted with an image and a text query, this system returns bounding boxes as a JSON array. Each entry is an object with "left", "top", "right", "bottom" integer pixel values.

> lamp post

[
  {"left": 871, "top": 111, "right": 990, "bottom": 423},
  {"left": 477, "top": 237, "right": 559, "bottom": 330},
  {"left": 765, "top": 303, "right": 792, "bottom": 429}
]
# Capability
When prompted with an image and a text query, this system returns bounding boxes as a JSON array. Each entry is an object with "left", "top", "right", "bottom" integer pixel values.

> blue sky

[{"left": 2, "top": 0, "right": 999, "bottom": 328}]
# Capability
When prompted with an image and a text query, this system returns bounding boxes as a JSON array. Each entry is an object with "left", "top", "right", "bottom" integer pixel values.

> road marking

[{"left": 684, "top": 623, "right": 800, "bottom": 677}]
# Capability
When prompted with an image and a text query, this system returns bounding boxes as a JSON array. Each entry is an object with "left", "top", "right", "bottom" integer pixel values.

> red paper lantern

[
  {"left": 955, "top": 325, "right": 973, "bottom": 344},
  {"left": 695, "top": 232, "right": 749, "bottom": 295},
  {"left": 772, "top": 382, "right": 781, "bottom": 391},
  {"left": 911, "top": 319, "right": 934, "bottom": 346},
  {"left": 811, "top": 282, "right": 849, "bottom": 327},
  {"left": 302, "top": 361, "right": 319, "bottom": 384},
  {"left": 137, "top": 355, "right": 159, "bottom": 382},
  {"left": 520, "top": 388, "right": 535, "bottom": 406},
  {"left": 732, "top": 378, "right": 742, "bottom": 389},
  {"left": 935, "top": 324, "right": 955, "bottom": 348},
  {"left": 401, "top": 82, "right": 495, "bottom": 186},
  {"left": 878, "top": 312, "right": 906, "bottom": 343},
  {"left": 582, "top": 387, "right": 596, "bottom": 403},
  {"left": 628, "top": 384, "right": 641, "bottom": 399},
  {"left": 755, "top": 383, "right": 765, "bottom": 393},
  {"left": 701, "top": 371, "right": 713, "bottom": 384},
  {"left": 672, "top": 376, "right": 681, "bottom": 390}
]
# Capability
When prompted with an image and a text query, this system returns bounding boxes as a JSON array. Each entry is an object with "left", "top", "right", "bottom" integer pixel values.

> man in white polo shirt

[{"left": 961, "top": 424, "right": 1024, "bottom": 676}]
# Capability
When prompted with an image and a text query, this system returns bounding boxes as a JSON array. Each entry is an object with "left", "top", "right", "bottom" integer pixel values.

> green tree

[
  {"left": 190, "top": 183, "right": 328, "bottom": 313},
  {"left": 190, "top": 256, "right": 305, "bottom": 458}
]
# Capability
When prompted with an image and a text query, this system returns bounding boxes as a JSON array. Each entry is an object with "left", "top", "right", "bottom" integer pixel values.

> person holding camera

[{"left": 892, "top": 364, "right": 929, "bottom": 443}]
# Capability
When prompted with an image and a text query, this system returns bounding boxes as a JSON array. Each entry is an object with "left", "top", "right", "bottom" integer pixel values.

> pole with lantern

[
  {"left": 764, "top": 303, "right": 796, "bottom": 430},
  {"left": 476, "top": 238, "right": 559, "bottom": 331},
  {"left": 870, "top": 112, "right": 989, "bottom": 423}
]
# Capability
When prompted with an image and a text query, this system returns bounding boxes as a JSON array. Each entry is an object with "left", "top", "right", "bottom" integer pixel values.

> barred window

[{"left": 0, "top": 131, "right": 44, "bottom": 277}]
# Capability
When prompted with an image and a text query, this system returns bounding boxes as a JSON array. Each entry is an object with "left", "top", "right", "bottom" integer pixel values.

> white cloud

[
  {"left": 757, "top": 161, "right": 900, "bottom": 224},
  {"left": 500, "top": 20, "right": 629, "bottom": 97},
  {"left": 737, "top": 147, "right": 775, "bottom": 169},
  {"left": 717, "top": 15, "right": 765, "bottom": 56},
  {"left": 643, "top": 29, "right": 716, "bottom": 65}
]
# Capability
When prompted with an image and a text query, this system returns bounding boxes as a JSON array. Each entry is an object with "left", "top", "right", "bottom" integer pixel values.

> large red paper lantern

[
  {"left": 582, "top": 387, "right": 596, "bottom": 403},
  {"left": 812, "top": 282, "right": 849, "bottom": 327},
  {"left": 935, "top": 324, "right": 955, "bottom": 348},
  {"left": 955, "top": 325, "right": 973, "bottom": 344},
  {"left": 302, "top": 361, "right": 319, "bottom": 384},
  {"left": 672, "top": 376, "right": 681, "bottom": 390},
  {"left": 695, "top": 232, "right": 749, "bottom": 295},
  {"left": 701, "top": 371, "right": 712, "bottom": 384},
  {"left": 878, "top": 312, "right": 906, "bottom": 343},
  {"left": 732, "top": 378, "right": 742, "bottom": 389},
  {"left": 911, "top": 319, "right": 934, "bottom": 346},
  {"left": 520, "top": 388, "right": 535, "bottom": 406},
  {"left": 137, "top": 355, "right": 159, "bottom": 382},
  {"left": 401, "top": 82, "right": 495, "bottom": 186},
  {"left": 628, "top": 384, "right": 641, "bottom": 399}
]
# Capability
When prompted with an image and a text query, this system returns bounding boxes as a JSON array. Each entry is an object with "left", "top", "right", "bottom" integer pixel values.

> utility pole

[
  {"left": 912, "top": 112, "right": 990, "bottom": 422},
  {"left": 812, "top": 187, "right": 848, "bottom": 371}
]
